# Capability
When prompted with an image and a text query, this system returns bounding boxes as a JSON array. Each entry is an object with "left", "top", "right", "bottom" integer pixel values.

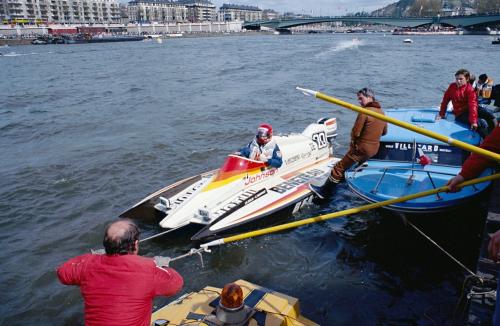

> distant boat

[
  {"left": 403, "top": 38, "right": 413, "bottom": 43},
  {"left": 145, "top": 34, "right": 162, "bottom": 39},
  {"left": 144, "top": 34, "right": 163, "bottom": 43},
  {"left": 31, "top": 38, "right": 48, "bottom": 45},
  {"left": 85, "top": 35, "right": 144, "bottom": 43},
  {"left": 64, "top": 34, "right": 145, "bottom": 44},
  {"left": 493, "top": 38, "right": 500, "bottom": 45},
  {"left": 393, "top": 30, "right": 459, "bottom": 35}
]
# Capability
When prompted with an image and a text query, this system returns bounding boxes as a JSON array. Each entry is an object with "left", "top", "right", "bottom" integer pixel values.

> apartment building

[
  {"left": 218, "top": 3, "right": 261, "bottom": 22},
  {"left": 178, "top": 0, "right": 215, "bottom": 22},
  {"left": 0, "top": 0, "right": 120, "bottom": 23},
  {"left": 127, "top": 0, "right": 186, "bottom": 23}
]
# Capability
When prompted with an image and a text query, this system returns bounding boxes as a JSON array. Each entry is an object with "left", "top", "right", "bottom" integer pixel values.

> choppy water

[{"left": 0, "top": 33, "right": 498, "bottom": 325}]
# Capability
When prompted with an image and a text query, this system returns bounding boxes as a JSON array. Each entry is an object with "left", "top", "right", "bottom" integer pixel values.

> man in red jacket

[
  {"left": 447, "top": 125, "right": 499, "bottom": 325},
  {"left": 438, "top": 68, "right": 488, "bottom": 138},
  {"left": 57, "top": 220, "right": 183, "bottom": 326},
  {"left": 447, "top": 125, "right": 499, "bottom": 192}
]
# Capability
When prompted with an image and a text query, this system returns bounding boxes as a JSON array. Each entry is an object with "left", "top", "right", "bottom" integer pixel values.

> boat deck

[{"left": 382, "top": 108, "right": 481, "bottom": 145}]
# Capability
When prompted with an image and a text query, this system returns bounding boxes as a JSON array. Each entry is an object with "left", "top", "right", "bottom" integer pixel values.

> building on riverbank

[
  {"left": 0, "top": 0, "right": 121, "bottom": 24},
  {"left": 178, "top": 0, "right": 216, "bottom": 22},
  {"left": 127, "top": 0, "right": 187, "bottom": 23},
  {"left": 218, "top": 3, "right": 261, "bottom": 22}
]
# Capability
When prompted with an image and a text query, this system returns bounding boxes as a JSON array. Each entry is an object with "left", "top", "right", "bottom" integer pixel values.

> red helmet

[{"left": 256, "top": 123, "right": 273, "bottom": 145}]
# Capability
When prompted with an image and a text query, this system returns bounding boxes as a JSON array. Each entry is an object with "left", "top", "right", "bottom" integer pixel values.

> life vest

[
  {"left": 247, "top": 138, "right": 277, "bottom": 161},
  {"left": 479, "top": 78, "right": 494, "bottom": 99}
]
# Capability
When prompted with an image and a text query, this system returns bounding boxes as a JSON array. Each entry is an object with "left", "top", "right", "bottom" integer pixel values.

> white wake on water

[
  {"left": 315, "top": 38, "right": 363, "bottom": 58},
  {"left": 1, "top": 51, "right": 53, "bottom": 57}
]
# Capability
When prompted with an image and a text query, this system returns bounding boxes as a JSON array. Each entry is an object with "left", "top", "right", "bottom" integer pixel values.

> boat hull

[
  {"left": 346, "top": 160, "right": 493, "bottom": 213},
  {"left": 120, "top": 173, "right": 208, "bottom": 224},
  {"left": 345, "top": 108, "right": 493, "bottom": 213},
  {"left": 121, "top": 157, "right": 338, "bottom": 240}
]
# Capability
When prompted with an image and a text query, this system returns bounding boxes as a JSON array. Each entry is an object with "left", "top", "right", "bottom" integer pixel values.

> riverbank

[
  {"left": 0, "top": 38, "right": 33, "bottom": 46},
  {"left": 0, "top": 30, "right": 276, "bottom": 46}
]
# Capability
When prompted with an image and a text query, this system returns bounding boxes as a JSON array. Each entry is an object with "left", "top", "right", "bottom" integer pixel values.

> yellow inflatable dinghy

[{"left": 151, "top": 279, "right": 318, "bottom": 326}]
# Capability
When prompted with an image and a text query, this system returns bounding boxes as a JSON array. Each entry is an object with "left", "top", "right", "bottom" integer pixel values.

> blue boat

[{"left": 345, "top": 108, "right": 493, "bottom": 213}]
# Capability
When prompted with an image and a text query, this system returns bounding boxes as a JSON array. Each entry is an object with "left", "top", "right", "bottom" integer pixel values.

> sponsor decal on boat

[
  {"left": 172, "top": 182, "right": 204, "bottom": 205},
  {"left": 270, "top": 169, "right": 324, "bottom": 194},
  {"left": 392, "top": 142, "right": 440, "bottom": 152},
  {"left": 285, "top": 150, "right": 314, "bottom": 165},
  {"left": 244, "top": 169, "right": 277, "bottom": 186},
  {"left": 286, "top": 154, "right": 301, "bottom": 165},
  {"left": 213, "top": 188, "right": 266, "bottom": 217}
]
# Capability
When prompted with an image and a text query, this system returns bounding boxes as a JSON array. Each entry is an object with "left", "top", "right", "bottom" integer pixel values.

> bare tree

[
  {"left": 475, "top": 0, "right": 500, "bottom": 14},
  {"left": 408, "top": 0, "right": 443, "bottom": 17}
]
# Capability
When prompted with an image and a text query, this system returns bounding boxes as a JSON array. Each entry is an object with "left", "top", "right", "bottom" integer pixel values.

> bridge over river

[{"left": 243, "top": 14, "right": 500, "bottom": 31}]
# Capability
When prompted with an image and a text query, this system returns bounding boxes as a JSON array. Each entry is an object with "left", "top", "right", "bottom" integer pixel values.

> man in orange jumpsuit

[{"left": 310, "top": 88, "right": 387, "bottom": 199}]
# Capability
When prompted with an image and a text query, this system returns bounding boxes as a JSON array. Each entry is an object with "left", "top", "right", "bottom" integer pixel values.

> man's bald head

[{"left": 103, "top": 220, "right": 140, "bottom": 255}]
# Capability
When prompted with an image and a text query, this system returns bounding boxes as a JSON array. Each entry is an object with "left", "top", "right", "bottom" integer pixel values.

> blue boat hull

[
  {"left": 346, "top": 160, "right": 492, "bottom": 212},
  {"left": 345, "top": 108, "right": 493, "bottom": 213}
]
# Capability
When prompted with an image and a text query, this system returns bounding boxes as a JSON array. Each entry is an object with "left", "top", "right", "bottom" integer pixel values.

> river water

[{"left": 1, "top": 33, "right": 498, "bottom": 325}]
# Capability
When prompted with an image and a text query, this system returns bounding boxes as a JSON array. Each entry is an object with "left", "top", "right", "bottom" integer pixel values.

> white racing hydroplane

[{"left": 120, "top": 118, "right": 340, "bottom": 241}]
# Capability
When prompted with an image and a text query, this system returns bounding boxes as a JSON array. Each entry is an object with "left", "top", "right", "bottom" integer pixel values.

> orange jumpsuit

[{"left": 330, "top": 101, "right": 387, "bottom": 182}]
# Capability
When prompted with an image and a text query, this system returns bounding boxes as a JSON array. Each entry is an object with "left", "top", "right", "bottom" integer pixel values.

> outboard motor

[{"left": 317, "top": 117, "right": 338, "bottom": 142}]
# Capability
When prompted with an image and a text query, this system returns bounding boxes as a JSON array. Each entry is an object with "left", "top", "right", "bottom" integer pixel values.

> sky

[{"left": 210, "top": 0, "right": 397, "bottom": 16}]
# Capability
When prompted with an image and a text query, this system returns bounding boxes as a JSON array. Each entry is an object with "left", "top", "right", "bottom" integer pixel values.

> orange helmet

[{"left": 256, "top": 123, "right": 273, "bottom": 145}]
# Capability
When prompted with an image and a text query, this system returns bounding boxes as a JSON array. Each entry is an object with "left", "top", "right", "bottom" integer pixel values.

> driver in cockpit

[{"left": 235, "top": 123, "right": 283, "bottom": 168}]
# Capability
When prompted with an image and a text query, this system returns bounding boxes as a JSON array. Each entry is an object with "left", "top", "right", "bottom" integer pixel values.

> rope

[
  {"left": 139, "top": 223, "right": 190, "bottom": 243},
  {"left": 405, "top": 218, "right": 481, "bottom": 280},
  {"left": 405, "top": 219, "right": 499, "bottom": 324}
]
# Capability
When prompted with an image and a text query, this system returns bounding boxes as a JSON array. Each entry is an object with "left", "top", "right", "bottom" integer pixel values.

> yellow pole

[
  {"left": 296, "top": 87, "right": 500, "bottom": 162},
  {"left": 201, "top": 173, "right": 500, "bottom": 248}
]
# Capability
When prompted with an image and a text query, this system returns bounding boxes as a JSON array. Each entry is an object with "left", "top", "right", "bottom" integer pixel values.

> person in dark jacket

[
  {"left": 57, "top": 220, "right": 183, "bottom": 326},
  {"left": 309, "top": 88, "right": 387, "bottom": 199},
  {"left": 236, "top": 123, "right": 283, "bottom": 168}
]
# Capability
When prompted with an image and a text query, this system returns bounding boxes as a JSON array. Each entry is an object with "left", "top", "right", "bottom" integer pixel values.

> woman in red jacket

[{"left": 439, "top": 68, "right": 488, "bottom": 138}]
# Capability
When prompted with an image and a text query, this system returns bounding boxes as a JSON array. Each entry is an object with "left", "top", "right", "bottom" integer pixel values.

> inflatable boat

[
  {"left": 120, "top": 118, "right": 340, "bottom": 240},
  {"left": 151, "top": 279, "right": 318, "bottom": 326}
]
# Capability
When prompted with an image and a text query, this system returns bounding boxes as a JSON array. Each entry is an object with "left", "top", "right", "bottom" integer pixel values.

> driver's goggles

[{"left": 256, "top": 130, "right": 269, "bottom": 139}]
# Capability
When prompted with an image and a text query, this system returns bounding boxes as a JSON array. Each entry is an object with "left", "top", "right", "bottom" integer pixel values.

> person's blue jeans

[{"left": 455, "top": 112, "right": 490, "bottom": 138}]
